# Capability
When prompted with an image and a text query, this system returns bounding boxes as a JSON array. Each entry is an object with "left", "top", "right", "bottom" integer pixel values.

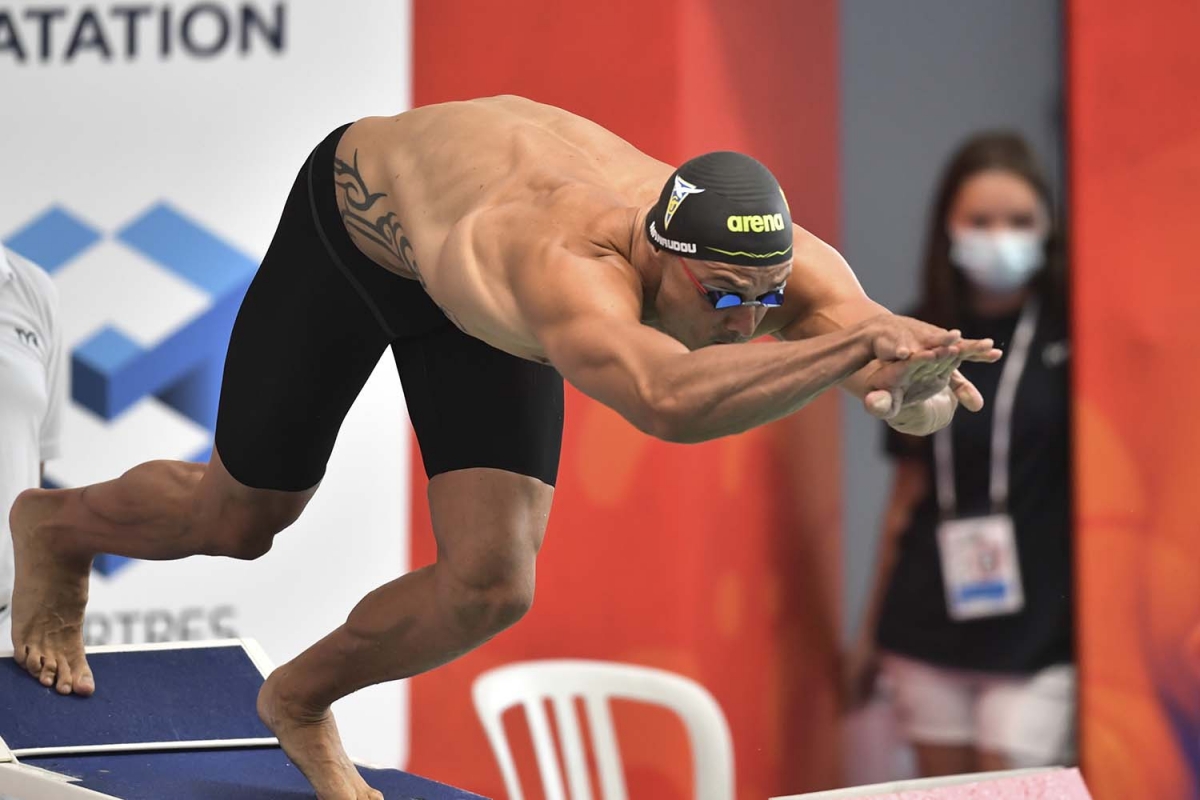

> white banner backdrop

[{"left": 0, "top": 0, "right": 414, "bottom": 769}]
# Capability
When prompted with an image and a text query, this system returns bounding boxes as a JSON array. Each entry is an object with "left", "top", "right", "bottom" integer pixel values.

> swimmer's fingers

[
  {"left": 864, "top": 388, "right": 902, "bottom": 420},
  {"left": 880, "top": 345, "right": 958, "bottom": 406},
  {"left": 957, "top": 338, "right": 1003, "bottom": 364},
  {"left": 863, "top": 358, "right": 926, "bottom": 419},
  {"left": 863, "top": 314, "right": 961, "bottom": 363},
  {"left": 906, "top": 345, "right": 960, "bottom": 384},
  {"left": 950, "top": 370, "right": 985, "bottom": 412}
]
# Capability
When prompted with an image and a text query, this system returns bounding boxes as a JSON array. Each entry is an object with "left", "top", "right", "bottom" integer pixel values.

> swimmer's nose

[{"left": 723, "top": 307, "right": 758, "bottom": 339}]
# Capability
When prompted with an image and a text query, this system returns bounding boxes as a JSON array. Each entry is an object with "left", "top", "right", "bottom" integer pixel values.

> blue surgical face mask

[{"left": 950, "top": 229, "right": 1046, "bottom": 292}]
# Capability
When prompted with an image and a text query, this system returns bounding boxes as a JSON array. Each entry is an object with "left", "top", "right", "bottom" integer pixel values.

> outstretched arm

[{"left": 517, "top": 252, "right": 958, "bottom": 444}]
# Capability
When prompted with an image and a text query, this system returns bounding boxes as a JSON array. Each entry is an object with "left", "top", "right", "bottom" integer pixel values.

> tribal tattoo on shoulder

[{"left": 334, "top": 150, "right": 421, "bottom": 277}]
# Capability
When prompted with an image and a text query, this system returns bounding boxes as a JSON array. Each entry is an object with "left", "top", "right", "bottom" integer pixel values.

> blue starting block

[{"left": 0, "top": 639, "right": 485, "bottom": 799}]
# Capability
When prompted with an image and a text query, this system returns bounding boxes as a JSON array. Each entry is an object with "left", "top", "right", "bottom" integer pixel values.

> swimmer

[{"left": 9, "top": 95, "right": 999, "bottom": 800}]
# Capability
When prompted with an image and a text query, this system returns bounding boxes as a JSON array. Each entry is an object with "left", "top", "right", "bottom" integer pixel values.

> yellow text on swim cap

[{"left": 727, "top": 214, "right": 786, "bottom": 233}]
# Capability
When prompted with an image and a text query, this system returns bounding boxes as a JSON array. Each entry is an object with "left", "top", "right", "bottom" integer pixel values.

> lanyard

[{"left": 934, "top": 298, "right": 1040, "bottom": 518}]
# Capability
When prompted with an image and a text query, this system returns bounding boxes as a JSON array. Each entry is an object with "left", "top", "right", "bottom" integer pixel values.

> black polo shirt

[{"left": 875, "top": 299, "right": 1073, "bottom": 673}]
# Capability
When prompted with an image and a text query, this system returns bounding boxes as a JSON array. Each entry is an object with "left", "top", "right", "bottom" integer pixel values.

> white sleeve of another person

[{"left": 38, "top": 269, "right": 64, "bottom": 462}]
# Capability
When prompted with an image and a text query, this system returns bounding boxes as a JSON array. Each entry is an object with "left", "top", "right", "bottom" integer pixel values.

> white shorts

[{"left": 880, "top": 652, "right": 1077, "bottom": 766}]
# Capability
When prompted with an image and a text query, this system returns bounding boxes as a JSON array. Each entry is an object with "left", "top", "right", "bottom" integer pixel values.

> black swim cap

[{"left": 645, "top": 151, "right": 793, "bottom": 267}]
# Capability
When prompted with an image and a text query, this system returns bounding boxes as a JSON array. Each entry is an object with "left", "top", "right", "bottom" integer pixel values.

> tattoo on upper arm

[{"left": 334, "top": 150, "right": 420, "bottom": 277}]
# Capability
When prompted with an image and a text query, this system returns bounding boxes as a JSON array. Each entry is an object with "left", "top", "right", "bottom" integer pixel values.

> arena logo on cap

[
  {"left": 4, "top": 203, "right": 257, "bottom": 577},
  {"left": 727, "top": 213, "right": 786, "bottom": 233},
  {"left": 0, "top": 2, "right": 286, "bottom": 64},
  {"left": 648, "top": 221, "right": 697, "bottom": 255},
  {"left": 663, "top": 175, "right": 704, "bottom": 231}
]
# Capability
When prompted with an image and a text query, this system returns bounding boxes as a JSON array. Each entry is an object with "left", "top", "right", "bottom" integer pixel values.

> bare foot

[
  {"left": 9, "top": 489, "right": 95, "bottom": 696},
  {"left": 258, "top": 672, "right": 383, "bottom": 800}
]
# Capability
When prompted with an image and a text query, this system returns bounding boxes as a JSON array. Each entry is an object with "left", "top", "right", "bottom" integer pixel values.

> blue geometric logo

[{"left": 5, "top": 203, "right": 258, "bottom": 575}]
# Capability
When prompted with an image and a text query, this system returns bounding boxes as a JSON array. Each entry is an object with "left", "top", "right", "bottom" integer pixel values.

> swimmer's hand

[
  {"left": 858, "top": 316, "right": 1001, "bottom": 432},
  {"left": 860, "top": 314, "right": 964, "bottom": 363},
  {"left": 880, "top": 384, "right": 960, "bottom": 436},
  {"left": 867, "top": 366, "right": 1001, "bottom": 436}
]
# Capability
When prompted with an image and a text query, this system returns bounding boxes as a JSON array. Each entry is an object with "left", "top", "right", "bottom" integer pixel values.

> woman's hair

[{"left": 916, "top": 131, "right": 1066, "bottom": 329}]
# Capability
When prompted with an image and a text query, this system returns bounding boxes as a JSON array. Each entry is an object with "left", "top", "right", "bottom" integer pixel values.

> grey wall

[{"left": 838, "top": 0, "right": 1064, "bottom": 641}]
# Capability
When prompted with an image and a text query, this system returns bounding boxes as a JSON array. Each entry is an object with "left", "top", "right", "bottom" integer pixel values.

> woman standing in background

[{"left": 844, "top": 132, "right": 1074, "bottom": 776}]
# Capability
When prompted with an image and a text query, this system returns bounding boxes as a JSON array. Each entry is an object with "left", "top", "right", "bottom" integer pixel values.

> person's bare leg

[
  {"left": 913, "top": 742, "right": 978, "bottom": 777},
  {"left": 9, "top": 448, "right": 312, "bottom": 696},
  {"left": 256, "top": 467, "right": 551, "bottom": 800}
]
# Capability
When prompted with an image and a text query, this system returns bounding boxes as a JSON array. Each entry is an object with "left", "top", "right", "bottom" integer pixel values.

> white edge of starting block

[
  {"left": 11, "top": 737, "right": 280, "bottom": 759},
  {"left": 238, "top": 637, "right": 277, "bottom": 677},
  {"left": 0, "top": 637, "right": 274, "bottom": 678},
  {"left": 0, "top": 639, "right": 280, "bottom": 764},
  {"left": 0, "top": 637, "right": 264, "bottom": 661},
  {"left": 0, "top": 760, "right": 121, "bottom": 799},
  {"left": 769, "top": 767, "right": 1060, "bottom": 799}
]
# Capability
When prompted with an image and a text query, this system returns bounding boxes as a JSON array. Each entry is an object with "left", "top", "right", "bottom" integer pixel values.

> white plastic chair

[{"left": 472, "top": 659, "right": 734, "bottom": 800}]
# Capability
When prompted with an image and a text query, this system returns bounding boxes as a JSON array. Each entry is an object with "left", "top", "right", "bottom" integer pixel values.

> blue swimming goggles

[{"left": 679, "top": 258, "right": 785, "bottom": 310}]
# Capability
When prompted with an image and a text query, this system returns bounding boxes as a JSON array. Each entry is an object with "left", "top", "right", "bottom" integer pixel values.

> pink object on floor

[
  {"left": 868, "top": 769, "right": 1090, "bottom": 800},
  {"left": 773, "top": 767, "right": 1092, "bottom": 800}
]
